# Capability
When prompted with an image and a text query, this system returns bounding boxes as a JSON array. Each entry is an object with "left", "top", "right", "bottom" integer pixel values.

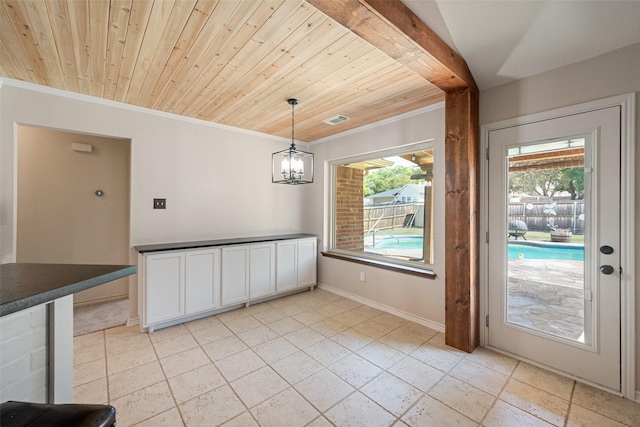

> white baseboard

[
  {"left": 73, "top": 295, "right": 127, "bottom": 308},
  {"left": 126, "top": 317, "right": 139, "bottom": 327},
  {"left": 317, "top": 282, "right": 444, "bottom": 333}
]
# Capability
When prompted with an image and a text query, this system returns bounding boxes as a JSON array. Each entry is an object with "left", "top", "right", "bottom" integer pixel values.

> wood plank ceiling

[{"left": 0, "top": 0, "right": 444, "bottom": 142}]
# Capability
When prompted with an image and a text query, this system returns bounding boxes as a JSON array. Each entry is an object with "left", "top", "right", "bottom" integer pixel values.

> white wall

[
  {"left": 479, "top": 42, "right": 640, "bottom": 393},
  {"left": 306, "top": 104, "right": 447, "bottom": 329},
  {"left": 0, "top": 79, "right": 308, "bottom": 319}
]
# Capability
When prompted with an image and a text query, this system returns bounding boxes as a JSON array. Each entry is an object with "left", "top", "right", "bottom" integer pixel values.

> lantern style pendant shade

[
  {"left": 272, "top": 145, "right": 314, "bottom": 184},
  {"left": 272, "top": 99, "right": 314, "bottom": 185}
]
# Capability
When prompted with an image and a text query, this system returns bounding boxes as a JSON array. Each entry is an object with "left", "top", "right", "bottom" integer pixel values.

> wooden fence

[
  {"left": 363, "top": 200, "right": 584, "bottom": 234},
  {"left": 509, "top": 200, "right": 584, "bottom": 233},
  {"left": 363, "top": 200, "right": 585, "bottom": 234},
  {"left": 364, "top": 203, "right": 417, "bottom": 232}
]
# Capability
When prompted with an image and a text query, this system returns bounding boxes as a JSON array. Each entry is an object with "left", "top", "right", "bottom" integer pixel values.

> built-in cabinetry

[
  {"left": 144, "top": 251, "right": 185, "bottom": 326},
  {"left": 249, "top": 243, "right": 276, "bottom": 300},
  {"left": 137, "top": 235, "right": 317, "bottom": 332},
  {"left": 221, "top": 246, "right": 250, "bottom": 306},
  {"left": 275, "top": 239, "right": 317, "bottom": 293},
  {"left": 186, "top": 249, "right": 221, "bottom": 315}
]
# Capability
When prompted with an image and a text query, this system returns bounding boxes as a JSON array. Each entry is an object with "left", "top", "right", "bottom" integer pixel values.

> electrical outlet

[
  {"left": 154, "top": 198, "right": 166, "bottom": 209},
  {"left": 359, "top": 272, "right": 366, "bottom": 282}
]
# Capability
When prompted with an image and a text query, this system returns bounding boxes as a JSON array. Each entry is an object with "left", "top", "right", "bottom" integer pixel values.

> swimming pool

[
  {"left": 376, "top": 236, "right": 423, "bottom": 249},
  {"left": 508, "top": 243, "right": 584, "bottom": 261},
  {"left": 376, "top": 236, "right": 584, "bottom": 261}
]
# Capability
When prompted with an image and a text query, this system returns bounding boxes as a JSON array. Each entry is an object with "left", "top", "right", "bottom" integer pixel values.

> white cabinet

[
  {"left": 249, "top": 243, "right": 276, "bottom": 299},
  {"left": 144, "top": 251, "right": 185, "bottom": 326},
  {"left": 222, "top": 243, "right": 276, "bottom": 304},
  {"left": 221, "top": 246, "right": 250, "bottom": 306},
  {"left": 185, "top": 248, "right": 220, "bottom": 315},
  {"left": 276, "top": 240, "right": 298, "bottom": 293},
  {"left": 297, "top": 238, "right": 317, "bottom": 287},
  {"left": 276, "top": 238, "right": 317, "bottom": 292},
  {"left": 143, "top": 248, "right": 220, "bottom": 331},
  {"left": 139, "top": 236, "right": 316, "bottom": 331}
]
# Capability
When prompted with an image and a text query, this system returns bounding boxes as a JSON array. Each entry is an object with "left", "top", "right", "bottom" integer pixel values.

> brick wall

[
  {"left": 335, "top": 166, "right": 364, "bottom": 251},
  {"left": 0, "top": 305, "right": 48, "bottom": 403}
]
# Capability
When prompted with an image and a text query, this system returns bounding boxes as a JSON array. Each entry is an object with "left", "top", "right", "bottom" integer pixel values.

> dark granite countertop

[
  {"left": 135, "top": 233, "right": 318, "bottom": 253},
  {"left": 0, "top": 263, "right": 137, "bottom": 317}
]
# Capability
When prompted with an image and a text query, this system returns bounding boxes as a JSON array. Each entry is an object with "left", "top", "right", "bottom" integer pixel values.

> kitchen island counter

[
  {"left": 0, "top": 263, "right": 136, "bottom": 403},
  {"left": 1, "top": 263, "right": 136, "bottom": 317}
]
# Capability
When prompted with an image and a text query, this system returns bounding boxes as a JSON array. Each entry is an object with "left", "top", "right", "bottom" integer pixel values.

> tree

[
  {"left": 509, "top": 169, "right": 563, "bottom": 198},
  {"left": 557, "top": 168, "right": 584, "bottom": 200},
  {"left": 508, "top": 167, "right": 584, "bottom": 200},
  {"left": 364, "top": 166, "right": 418, "bottom": 196}
]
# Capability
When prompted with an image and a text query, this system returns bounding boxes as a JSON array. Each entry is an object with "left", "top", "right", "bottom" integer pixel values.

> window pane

[{"left": 332, "top": 149, "right": 434, "bottom": 265}]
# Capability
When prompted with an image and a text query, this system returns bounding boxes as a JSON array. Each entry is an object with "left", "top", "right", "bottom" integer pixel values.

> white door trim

[{"left": 479, "top": 93, "right": 636, "bottom": 400}]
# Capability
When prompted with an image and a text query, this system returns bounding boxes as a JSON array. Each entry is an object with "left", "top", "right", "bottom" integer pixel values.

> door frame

[{"left": 479, "top": 93, "right": 636, "bottom": 399}]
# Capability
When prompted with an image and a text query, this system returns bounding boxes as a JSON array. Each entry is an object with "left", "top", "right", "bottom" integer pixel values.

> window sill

[{"left": 321, "top": 251, "right": 437, "bottom": 279}]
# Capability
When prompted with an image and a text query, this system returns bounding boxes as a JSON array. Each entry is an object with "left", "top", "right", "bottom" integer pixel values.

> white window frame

[{"left": 327, "top": 140, "right": 435, "bottom": 272}]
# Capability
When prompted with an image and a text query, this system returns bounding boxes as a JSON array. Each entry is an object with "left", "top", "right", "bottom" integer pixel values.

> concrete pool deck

[{"left": 508, "top": 260, "right": 585, "bottom": 341}]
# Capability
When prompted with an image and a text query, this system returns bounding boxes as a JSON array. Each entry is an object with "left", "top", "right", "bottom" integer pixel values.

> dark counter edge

[
  {"left": 135, "top": 233, "right": 318, "bottom": 253},
  {"left": 1, "top": 265, "right": 137, "bottom": 317}
]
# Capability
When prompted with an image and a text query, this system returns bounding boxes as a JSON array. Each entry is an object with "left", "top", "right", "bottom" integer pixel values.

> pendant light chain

[{"left": 289, "top": 98, "right": 298, "bottom": 149}]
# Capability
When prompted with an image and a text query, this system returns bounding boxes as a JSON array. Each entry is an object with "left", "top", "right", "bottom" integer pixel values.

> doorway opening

[{"left": 16, "top": 125, "right": 131, "bottom": 334}]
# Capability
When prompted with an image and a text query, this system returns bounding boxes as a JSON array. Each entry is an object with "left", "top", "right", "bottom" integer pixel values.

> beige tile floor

[{"left": 73, "top": 289, "right": 640, "bottom": 427}]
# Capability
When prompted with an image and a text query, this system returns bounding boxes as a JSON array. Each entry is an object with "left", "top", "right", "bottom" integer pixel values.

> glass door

[
  {"left": 487, "top": 106, "right": 621, "bottom": 392},
  {"left": 505, "top": 138, "right": 589, "bottom": 343}
]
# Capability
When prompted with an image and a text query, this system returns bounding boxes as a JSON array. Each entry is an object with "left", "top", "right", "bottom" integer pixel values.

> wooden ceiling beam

[
  {"left": 306, "top": 0, "right": 477, "bottom": 91},
  {"left": 510, "top": 159, "right": 585, "bottom": 173},
  {"left": 308, "top": 0, "right": 480, "bottom": 353},
  {"left": 509, "top": 147, "right": 584, "bottom": 163}
]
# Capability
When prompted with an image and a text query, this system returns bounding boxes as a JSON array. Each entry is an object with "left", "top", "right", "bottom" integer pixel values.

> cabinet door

[
  {"left": 145, "top": 252, "right": 185, "bottom": 326},
  {"left": 250, "top": 243, "right": 276, "bottom": 299},
  {"left": 185, "top": 248, "right": 221, "bottom": 315},
  {"left": 276, "top": 241, "right": 297, "bottom": 293},
  {"left": 221, "top": 246, "right": 249, "bottom": 306},
  {"left": 297, "top": 238, "right": 317, "bottom": 287}
]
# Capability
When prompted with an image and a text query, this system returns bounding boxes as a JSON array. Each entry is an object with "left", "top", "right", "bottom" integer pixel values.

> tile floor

[{"left": 73, "top": 289, "right": 639, "bottom": 427}]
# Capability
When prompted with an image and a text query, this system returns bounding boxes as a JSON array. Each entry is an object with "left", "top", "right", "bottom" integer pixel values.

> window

[{"left": 329, "top": 143, "right": 434, "bottom": 270}]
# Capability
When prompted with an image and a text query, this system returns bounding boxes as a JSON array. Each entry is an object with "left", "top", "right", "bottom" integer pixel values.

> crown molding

[{"left": 0, "top": 77, "right": 290, "bottom": 144}]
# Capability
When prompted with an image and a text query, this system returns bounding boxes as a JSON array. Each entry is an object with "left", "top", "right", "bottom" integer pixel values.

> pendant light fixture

[{"left": 272, "top": 98, "right": 314, "bottom": 185}]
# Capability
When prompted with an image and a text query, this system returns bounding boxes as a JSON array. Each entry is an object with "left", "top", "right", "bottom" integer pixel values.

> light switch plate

[{"left": 154, "top": 198, "right": 166, "bottom": 209}]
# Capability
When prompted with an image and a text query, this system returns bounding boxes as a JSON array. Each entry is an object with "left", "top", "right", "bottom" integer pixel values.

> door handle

[{"left": 600, "top": 265, "right": 614, "bottom": 275}]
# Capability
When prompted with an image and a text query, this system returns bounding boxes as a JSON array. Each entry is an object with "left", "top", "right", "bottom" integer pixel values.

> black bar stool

[{"left": 0, "top": 401, "right": 115, "bottom": 427}]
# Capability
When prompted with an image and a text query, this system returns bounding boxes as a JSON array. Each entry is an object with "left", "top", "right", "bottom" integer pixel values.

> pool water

[
  {"left": 376, "top": 236, "right": 423, "bottom": 249},
  {"left": 376, "top": 236, "right": 584, "bottom": 261},
  {"left": 509, "top": 243, "right": 584, "bottom": 261}
]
